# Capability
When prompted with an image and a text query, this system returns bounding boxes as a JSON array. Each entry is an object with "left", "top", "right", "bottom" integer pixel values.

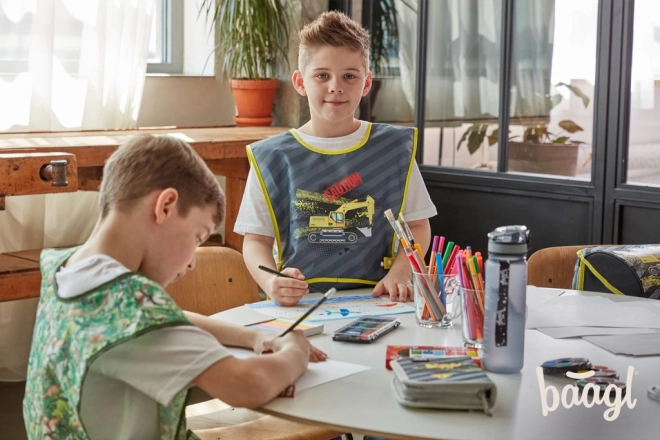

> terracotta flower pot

[
  {"left": 230, "top": 79, "right": 280, "bottom": 127},
  {"left": 508, "top": 142, "right": 579, "bottom": 176}
]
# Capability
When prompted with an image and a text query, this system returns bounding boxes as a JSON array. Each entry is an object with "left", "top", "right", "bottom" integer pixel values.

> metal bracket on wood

[{"left": 40, "top": 160, "right": 69, "bottom": 187}]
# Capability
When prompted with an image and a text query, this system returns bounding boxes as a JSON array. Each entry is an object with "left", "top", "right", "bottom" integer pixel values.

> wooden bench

[{"left": 0, "top": 126, "right": 288, "bottom": 303}]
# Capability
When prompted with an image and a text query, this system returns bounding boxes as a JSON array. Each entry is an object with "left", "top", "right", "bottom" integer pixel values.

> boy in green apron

[
  {"left": 23, "top": 134, "right": 325, "bottom": 439},
  {"left": 235, "top": 11, "right": 436, "bottom": 306}
]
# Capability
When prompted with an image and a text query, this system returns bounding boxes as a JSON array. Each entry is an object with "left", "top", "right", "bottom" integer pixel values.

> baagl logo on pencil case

[{"left": 536, "top": 367, "right": 637, "bottom": 421}]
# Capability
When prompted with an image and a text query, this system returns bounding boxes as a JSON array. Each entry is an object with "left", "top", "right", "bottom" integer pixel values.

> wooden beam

[
  {"left": 78, "top": 166, "right": 104, "bottom": 191},
  {"left": 224, "top": 176, "right": 247, "bottom": 252},
  {"left": 0, "top": 254, "right": 41, "bottom": 302},
  {"left": 0, "top": 152, "right": 78, "bottom": 196}
]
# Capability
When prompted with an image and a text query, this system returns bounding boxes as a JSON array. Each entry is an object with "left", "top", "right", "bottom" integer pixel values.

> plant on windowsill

[
  {"left": 199, "top": 0, "right": 293, "bottom": 127},
  {"left": 457, "top": 83, "right": 591, "bottom": 176}
]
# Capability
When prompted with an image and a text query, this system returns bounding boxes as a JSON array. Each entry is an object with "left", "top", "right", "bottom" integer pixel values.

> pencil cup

[
  {"left": 412, "top": 272, "right": 461, "bottom": 329},
  {"left": 459, "top": 286, "right": 485, "bottom": 348}
]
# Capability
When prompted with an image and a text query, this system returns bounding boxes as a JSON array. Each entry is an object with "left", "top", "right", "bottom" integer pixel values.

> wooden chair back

[
  {"left": 528, "top": 245, "right": 612, "bottom": 289},
  {"left": 166, "top": 246, "right": 259, "bottom": 315}
]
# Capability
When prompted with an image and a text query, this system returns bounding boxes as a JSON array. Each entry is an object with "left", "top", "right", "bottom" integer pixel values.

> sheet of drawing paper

[
  {"left": 247, "top": 294, "right": 414, "bottom": 322},
  {"left": 525, "top": 295, "right": 660, "bottom": 329},
  {"left": 227, "top": 348, "right": 371, "bottom": 392}
]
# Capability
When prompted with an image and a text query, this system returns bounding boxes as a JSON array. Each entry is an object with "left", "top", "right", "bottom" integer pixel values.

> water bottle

[{"left": 482, "top": 225, "right": 530, "bottom": 373}]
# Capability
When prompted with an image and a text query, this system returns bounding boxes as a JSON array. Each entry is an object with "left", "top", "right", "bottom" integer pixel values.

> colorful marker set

[
  {"left": 384, "top": 210, "right": 447, "bottom": 322},
  {"left": 454, "top": 246, "right": 486, "bottom": 342}
]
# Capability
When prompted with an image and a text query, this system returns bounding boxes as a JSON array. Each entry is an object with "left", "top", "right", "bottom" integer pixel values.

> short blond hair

[
  {"left": 99, "top": 134, "right": 224, "bottom": 226},
  {"left": 298, "top": 11, "right": 370, "bottom": 73}
]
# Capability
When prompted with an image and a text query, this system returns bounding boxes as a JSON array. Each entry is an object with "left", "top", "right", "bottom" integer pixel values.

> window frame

[{"left": 147, "top": 0, "right": 183, "bottom": 74}]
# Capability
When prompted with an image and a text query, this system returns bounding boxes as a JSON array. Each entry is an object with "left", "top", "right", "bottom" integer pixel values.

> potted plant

[
  {"left": 457, "top": 83, "right": 590, "bottom": 176},
  {"left": 200, "top": 0, "right": 293, "bottom": 126}
]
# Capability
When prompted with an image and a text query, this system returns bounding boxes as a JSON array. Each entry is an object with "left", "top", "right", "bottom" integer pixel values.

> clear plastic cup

[
  {"left": 412, "top": 272, "right": 461, "bottom": 328},
  {"left": 460, "top": 286, "right": 485, "bottom": 348}
]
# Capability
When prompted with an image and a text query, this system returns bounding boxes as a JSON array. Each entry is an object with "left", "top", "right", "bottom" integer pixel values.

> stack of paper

[{"left": 526, "top": 295, "right": 660, "bottom": 356}]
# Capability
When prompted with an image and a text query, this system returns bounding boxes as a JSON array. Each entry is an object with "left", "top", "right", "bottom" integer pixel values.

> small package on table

[{"left": 390, "top": 356, "right": 496, "bottom": 415}]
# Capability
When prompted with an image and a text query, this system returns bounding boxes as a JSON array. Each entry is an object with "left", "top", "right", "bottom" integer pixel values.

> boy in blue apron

[
  {"left": 235, "top": 11, "right": 437, "bottom": 306},
  {"left": 23, "top": 134, "right": 325, "bottom": 439}
]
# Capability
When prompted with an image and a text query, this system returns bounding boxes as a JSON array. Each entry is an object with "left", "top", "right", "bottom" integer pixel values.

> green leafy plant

[
  {"left": 457, "top": 82, "right": 591, "bottom": 155},
  {"left": 199, "top": 0, "right": 293, "bottom": 79}
]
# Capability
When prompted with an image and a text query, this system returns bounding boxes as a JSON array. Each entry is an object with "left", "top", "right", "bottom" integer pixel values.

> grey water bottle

[{"left": 482, "top": 225, "right": 531, "bottom": 373}]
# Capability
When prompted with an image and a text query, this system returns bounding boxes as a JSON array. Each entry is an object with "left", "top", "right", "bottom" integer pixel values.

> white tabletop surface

[{"left": 213, "top": 287, "right": 660, "bottom": 440}]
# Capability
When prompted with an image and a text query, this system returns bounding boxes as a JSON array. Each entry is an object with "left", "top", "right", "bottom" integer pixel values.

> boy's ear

[
  {"left": 361, "top": 71, "right": 373, "bottom": 97},
  {"left": 154, "top": 188, "right": 179, "bottom": 225},
  {"left": 292, "top": 70, "right": 306, "bottom": 96}
]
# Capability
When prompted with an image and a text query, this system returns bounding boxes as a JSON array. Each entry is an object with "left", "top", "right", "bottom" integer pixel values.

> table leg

[{"left": 224, "top": 176, "right": 246, "bottom": 252}]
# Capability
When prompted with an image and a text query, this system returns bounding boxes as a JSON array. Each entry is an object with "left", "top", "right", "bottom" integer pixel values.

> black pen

[
  {"left": 280, "top": 287, "right": 337, "bottom": 337},
  {"left": 257, "top": 265, "right": 327, "bottom": 294}
]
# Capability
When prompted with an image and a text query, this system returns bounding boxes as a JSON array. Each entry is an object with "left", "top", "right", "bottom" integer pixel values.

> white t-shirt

[
  {"left": 234, "top": 120, "right": 437, "bottom": 237},
  {"left": 56, "top": 255, "right": 231, "bottom": 440}
]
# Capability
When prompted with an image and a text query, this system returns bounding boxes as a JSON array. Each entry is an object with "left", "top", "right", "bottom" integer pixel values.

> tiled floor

[{"left": 0, "top": 381, "right": 27, "bottom": 440}]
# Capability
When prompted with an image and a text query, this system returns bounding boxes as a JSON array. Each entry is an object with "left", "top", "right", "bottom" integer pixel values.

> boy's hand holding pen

[{"left": 258, "top": 265, "right": 322, "bottom": 306}]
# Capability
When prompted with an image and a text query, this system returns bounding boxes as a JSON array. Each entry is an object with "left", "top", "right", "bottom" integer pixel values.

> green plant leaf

[
  {"left": 553, "top": 136, "right": 569, "bottom": 144},
  {"left": 556, "top": 82, "right": 590, "bottom": 108},
  {"left": 488, "top": 129, "right": 499, "bottom": 146},
  {"left": 201, "top": 0, "right": 292, "bottom": 79},
  {"left": 467, "top": 125, "right": 488, "bottom": 155},
  {"left": 558, "top": 120, "right": 584, "bottom": 133}
]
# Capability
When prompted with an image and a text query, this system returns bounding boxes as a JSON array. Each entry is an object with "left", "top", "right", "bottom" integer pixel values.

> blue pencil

[{"left": 435, "top": 253, "right": 446, "bottom": 306}]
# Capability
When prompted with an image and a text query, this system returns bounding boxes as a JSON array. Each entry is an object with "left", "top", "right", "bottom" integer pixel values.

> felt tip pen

[
  {"left": 257, "top": 265, "right": 327, "bottom": 294},
  {"left": 280, "top": 288, "right": 337, "bottom": 337}
]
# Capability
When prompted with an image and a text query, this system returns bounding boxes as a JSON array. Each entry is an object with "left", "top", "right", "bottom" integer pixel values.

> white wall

[{"left": 137, "top": 0, "right": 235, "bottom": 128}]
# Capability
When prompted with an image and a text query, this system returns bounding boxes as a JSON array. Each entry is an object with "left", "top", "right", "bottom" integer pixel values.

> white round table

[{"left": 216, "top": 287, "right": 660, "bottom": 440}]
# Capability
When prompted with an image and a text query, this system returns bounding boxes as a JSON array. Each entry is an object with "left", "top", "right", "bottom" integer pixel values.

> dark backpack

[{"left": 572, "top": 245, "right": 660, "bottom": 299}]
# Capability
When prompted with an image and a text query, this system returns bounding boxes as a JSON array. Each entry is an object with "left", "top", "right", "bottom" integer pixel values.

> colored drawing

[
  {"left": 247, "top": 294, "right": 415, "bottom": 322},
  {"left": 324, "top": 309, "right": 356, "bottom": 316}
]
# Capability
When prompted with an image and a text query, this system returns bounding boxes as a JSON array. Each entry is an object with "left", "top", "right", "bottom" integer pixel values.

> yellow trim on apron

[
  {"left": 289, "top": 123, "right": 373, "bottom": 155},
  {"left": 307, "top": 277, "right": 378, "bottom": 286},
  {"left": 246, "top": 145, "right": 284, "bottom": 270}
]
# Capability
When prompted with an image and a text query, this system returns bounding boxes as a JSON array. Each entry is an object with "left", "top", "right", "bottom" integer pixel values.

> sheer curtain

[
  {"left": 395, "top": 0, "right": 502, "bottom": 121},
  {"left": 0, "top": 0, "right": 155, "bottom": 381},
  {"left": 396, "top": 0, "right": 555, "bottom": 120}
]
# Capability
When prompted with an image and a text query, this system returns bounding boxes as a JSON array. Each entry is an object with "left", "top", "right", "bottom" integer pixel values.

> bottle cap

[{"left": 487, "top": 225, "right": 530, "bottom": 255}]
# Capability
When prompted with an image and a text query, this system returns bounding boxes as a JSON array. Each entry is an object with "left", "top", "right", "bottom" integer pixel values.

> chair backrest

[
  {"left": 528, "top": 245, "right": 613, "bottom": 289},
  {"left": 166, "top": 246, "right": 259, "bottom": 315}
]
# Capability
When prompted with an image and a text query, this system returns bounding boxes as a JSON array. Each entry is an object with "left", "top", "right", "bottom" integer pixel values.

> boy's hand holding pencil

[{"left": 260, "top": 266, "right": 313, "bottom": 306}]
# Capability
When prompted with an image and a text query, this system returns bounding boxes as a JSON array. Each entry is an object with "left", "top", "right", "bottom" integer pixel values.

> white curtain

[
  {"left": 395, "top": 0, "right": 502, "bottom": 121},
  {"left": 0, "top": 0, "right": 155, "bottom": 381}
]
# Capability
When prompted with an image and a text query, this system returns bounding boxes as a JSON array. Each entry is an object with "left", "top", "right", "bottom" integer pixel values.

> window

[
  {"left": 626, "top": 0, "right": 660, "bottom": 187},
  {"left": 147, "top": 0, "right": 183, "bottom": 74}
]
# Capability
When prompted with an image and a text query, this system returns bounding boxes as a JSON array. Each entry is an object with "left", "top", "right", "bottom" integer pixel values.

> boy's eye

[
  {"left": 316, "top": 73, "right": 328, "bottom": 79},
  {"left": 344, "top": 74, "right": 356, "bottom": 80}
]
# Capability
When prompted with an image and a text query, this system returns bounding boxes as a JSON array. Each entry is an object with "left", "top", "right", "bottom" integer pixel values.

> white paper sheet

[
  {"left": 247, "top": 294, "right": 415, "bottom": 322},
  {"left": 526, "top": 287, "right": 564, "bottom": 311},
  {"left": 227, "top": 348, "right": 371, "bottom": 392},
  {"left": 210, "top": 307, "right": 274, "bottom": 327},
  {"left": 525, "top": 295, "right": 660, "bottom": 329},
  {"left": 582, "top": 332, "right": 660, "bottom": 356},
  {"left": 537, "top": 326, "right": 657, "bottom": 339}
]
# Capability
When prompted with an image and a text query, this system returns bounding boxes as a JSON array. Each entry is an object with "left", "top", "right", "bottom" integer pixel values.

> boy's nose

[{"left": 328, "top": 79, "right": 343, "bottom": 93}]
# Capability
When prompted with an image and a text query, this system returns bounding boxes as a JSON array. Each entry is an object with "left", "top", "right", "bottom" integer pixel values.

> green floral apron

[{"left": 23, "top": 247, "right": 200, "bottom": 439}]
